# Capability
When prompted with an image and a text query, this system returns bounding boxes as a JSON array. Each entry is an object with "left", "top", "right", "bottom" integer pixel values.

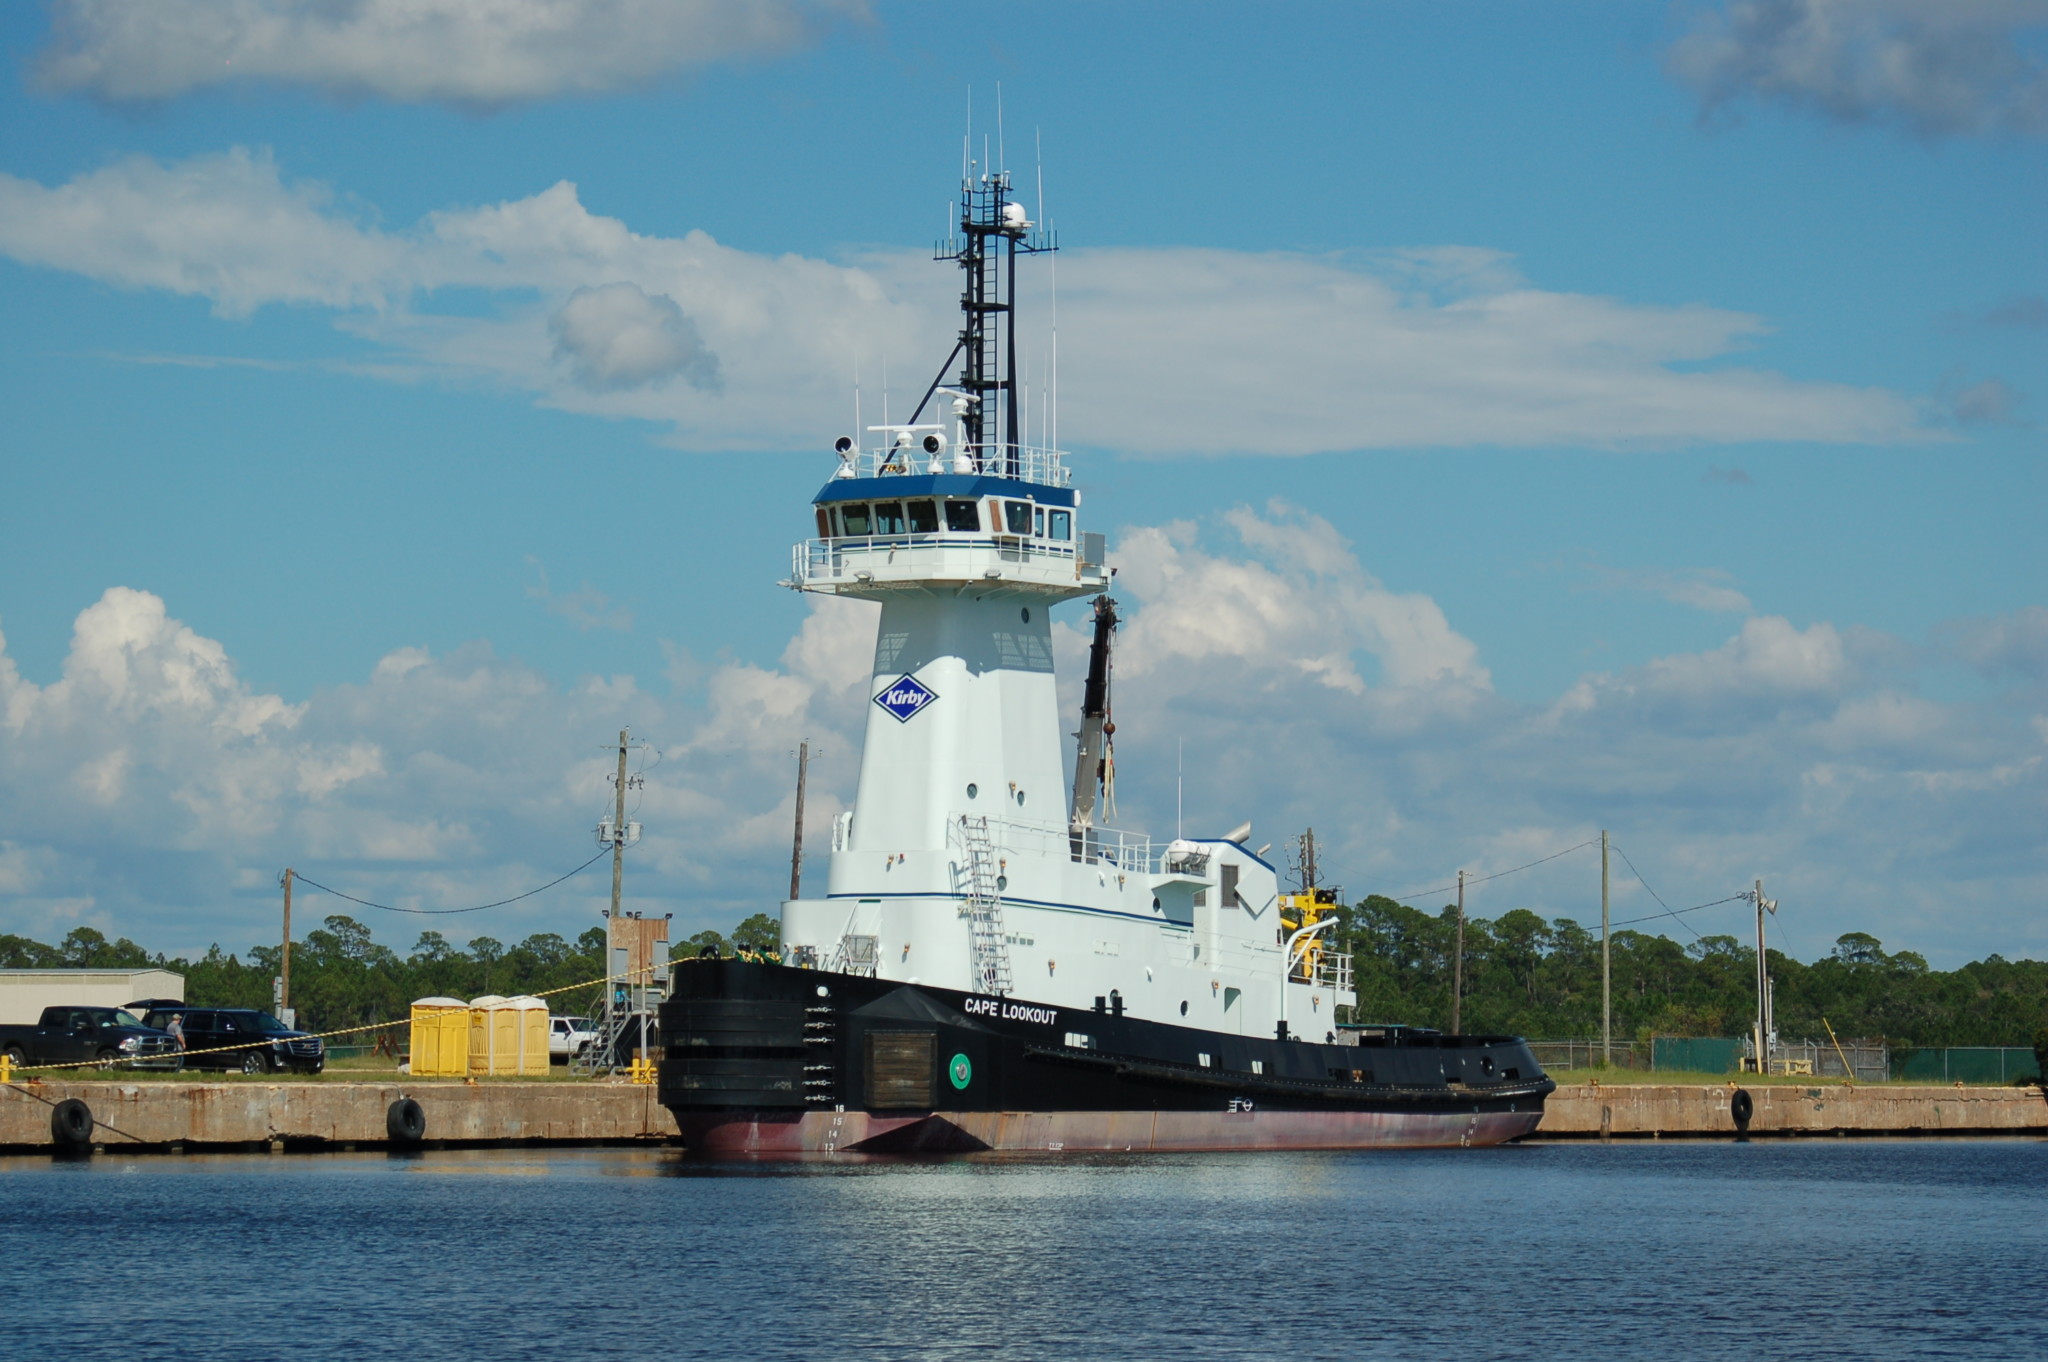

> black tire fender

[
  {"left": 51, "top": 1098, "right": 94, "bottom": 1147},
  {"left": 1730, "top": 1087, "right": 1754, "bottom": 1132},
  {"left": 387, "top": 1097, "right": 426, "bottom": 1143}
]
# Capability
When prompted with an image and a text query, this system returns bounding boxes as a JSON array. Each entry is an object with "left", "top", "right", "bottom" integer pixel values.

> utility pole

[
  {"left": 789, "top": 740, "right": 809, "bottom": 901},
  {"left": 1451, "top": 869, "right": 1465, "bottom": 1035},
  {"left": 279, "top": 867, "right": 294, "bottom": 1019},
  {"left": 610, "top": 728, "right": 629, "bottom": 921},
  {"left": 1750, "top": 878, "right": 1777, "bottom": 1074},
  {"left": 1600, "top": 830, "right": 1610, "bottom": 1068}
]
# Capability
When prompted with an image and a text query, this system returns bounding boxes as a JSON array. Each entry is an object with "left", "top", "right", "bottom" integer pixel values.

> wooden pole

[
  {"left": 610, "top": 729, "right": 629, "bottom": 921},
  {"left": 1600, "top": 830, "right": 1610, "bottom": 1067},
  {"left": 280, "top": 867, "right": 293, "bottom": 1015},
  {"left": 789, "top": 741, "right": 809, "bottom": 901},
  {"left": 1451, "top": 869, "right": 1465, "bottom": 1035}
]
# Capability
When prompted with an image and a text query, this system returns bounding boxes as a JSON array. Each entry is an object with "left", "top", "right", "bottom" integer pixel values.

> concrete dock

[{"left": 3, "top": 1079, "right": 2042, "bottom": 1151}]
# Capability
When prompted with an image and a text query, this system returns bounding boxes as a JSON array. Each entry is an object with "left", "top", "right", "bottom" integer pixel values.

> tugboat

[{"left": 657, "top": 161, "right": 1554, "bottom": 1153}]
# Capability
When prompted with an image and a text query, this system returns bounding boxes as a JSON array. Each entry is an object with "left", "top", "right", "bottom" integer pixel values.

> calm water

[{"left": 9, "top": 1140, "right": 2043, "bottom": 1360}]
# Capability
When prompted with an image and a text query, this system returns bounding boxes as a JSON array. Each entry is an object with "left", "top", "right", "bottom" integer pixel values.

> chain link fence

[{"left": 1531, "top": 1036, "right": 2038, "bottom": 1084}]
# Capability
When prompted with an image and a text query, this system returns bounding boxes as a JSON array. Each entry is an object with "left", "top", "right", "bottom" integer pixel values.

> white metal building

[{"left": 0, "top": 969, "right": 185, "bottom": 1025}]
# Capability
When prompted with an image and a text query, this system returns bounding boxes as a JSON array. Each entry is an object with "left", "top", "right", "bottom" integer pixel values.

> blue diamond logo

[{"left": 874, "top": 673, "right": 939, "bottom": 723}]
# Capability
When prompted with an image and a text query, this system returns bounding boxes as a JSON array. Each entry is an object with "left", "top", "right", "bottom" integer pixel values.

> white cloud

[
  {"left": 37, "top": 0, "right": 849, "bottom": 107},
  {"left": 1, "top": 538, "right": 2044, "bottom": 964},
  {"left": 0, "top": 148, "right": 1930, "bottom": 455},
  {"left": 1941, "top": 605, "right": 2048, "bottom": 679},
  {"left": 1668, "top": 0, "right": 2048, "bottom": 138},
  {"left": 549, "top": 282, "right": 719, "bottom": 392}
]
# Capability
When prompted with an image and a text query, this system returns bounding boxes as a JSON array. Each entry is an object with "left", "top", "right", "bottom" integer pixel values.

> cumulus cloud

[
  {"left": 2, "top": 536, "right": 2045, "bottom": 962},
  {"left": 1090, "top": 517, "right": 2046, "bottom": 960},
  {"left": 1940, "top": 605, "right": 2048, "bottom": 679},
  {"left": 1668, "top": 0, "right": 2048, "bottom": 138},
  {"left": 0, "top": 148, "right": 1930, "bottom": 455},
  {"left": 37, "top": 0, "right": 849, "bottom": 107},
  {"left": 549, "top": 282, "right": 719, "bottom": 391},
  {"left": 0, "top": 586, "right": 876, "bottom": 954}
]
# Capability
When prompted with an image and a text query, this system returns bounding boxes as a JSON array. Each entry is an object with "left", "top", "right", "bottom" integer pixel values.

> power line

[
  {"left": 1609, "top": 893, "right": 1748, "bottom": 930},
  {"left": 292, "top": 848, "right": 613, "bottom": 917},
  {"left": 1608, "top": 843, "right": 1728, "bottom": 942},
  {"left": 1375, "top": 838, "right": 1602, "bottom": 906}
]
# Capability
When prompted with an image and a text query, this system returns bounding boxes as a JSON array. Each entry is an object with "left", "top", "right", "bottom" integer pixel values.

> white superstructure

[{"left": 778, "top": 169, "right": 1354, "bottom": 1040}]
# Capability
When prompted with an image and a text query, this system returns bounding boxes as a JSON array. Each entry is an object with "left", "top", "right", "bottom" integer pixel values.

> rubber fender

[
  {"left": 386, "top": 1097, "right": 426, "bottom": 1143},
  {"left": 50, "top": 1098, "right": 94, "bottom": 1147},
  {"left": 1730, "top": 1087, "right": 1754, "bottom": 1132}
]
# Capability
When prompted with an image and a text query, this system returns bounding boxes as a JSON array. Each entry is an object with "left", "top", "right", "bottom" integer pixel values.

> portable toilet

[
  {"left": 409, "top": 997, "right": 470, "bottom": 1077},
  {"left": 467, "top": 995, "right": 510, "bottom": 1076},
  {"left": 506, "top": 996, "right": 549, "bottom": 1076}
]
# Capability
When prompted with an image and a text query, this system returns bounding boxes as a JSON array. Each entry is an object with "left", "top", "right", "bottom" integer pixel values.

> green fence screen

[
  {"left": 1653, "top": 1037, "right": 1745, "bottom": 1074},
  {"left": 1897, "top": 1047, "right": 2040, "bottom": 1083}
]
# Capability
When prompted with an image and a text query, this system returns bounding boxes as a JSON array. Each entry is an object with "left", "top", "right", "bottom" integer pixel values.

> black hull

[{"left": 657, "top": 960, "right": 1554, "bottom": 1153}]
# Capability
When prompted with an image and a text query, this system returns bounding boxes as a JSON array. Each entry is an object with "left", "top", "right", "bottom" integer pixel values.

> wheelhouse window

[
  {"left": 839, "top": 503, "right": 872, "bottom": 536},
  {"left": 907, "top": 500, "right": 939, "bottom": 534},
  {"left": 944, "top": 499, "right": 981, "bottom": 532},
  {"left": 873, "top": 501, "right": 907, "bottom": 535},
  {"left": 1003, "top": 500, "right": 1033, "bottom": 535},
  {"left": 1048, "top": 509, "right": 1072, "bottom": 541}
]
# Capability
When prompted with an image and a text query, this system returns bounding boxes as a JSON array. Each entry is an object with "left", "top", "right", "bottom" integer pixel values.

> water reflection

[{"left": 10, "top": 1141, "right": 2044, "bottom": 1361}]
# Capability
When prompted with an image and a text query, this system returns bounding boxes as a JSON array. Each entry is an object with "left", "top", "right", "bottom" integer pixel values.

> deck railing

[{"left": 837, "top": 443, "right": 1071, "bottom": 486}]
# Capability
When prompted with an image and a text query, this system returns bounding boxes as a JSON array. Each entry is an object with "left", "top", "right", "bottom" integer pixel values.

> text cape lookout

[{"left": 657, "top": 162, "right": 1554, "bottom": 1154}]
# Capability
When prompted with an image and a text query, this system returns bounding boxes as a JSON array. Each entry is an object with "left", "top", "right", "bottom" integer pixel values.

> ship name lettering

[{"left": 963, "top": 996, "right": 1058, "bottom": 1026}]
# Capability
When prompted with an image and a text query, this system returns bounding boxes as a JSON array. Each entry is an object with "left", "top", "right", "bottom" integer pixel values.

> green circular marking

[{"left": 949, "top": 1053, "right": 973, "bottom": 1090}]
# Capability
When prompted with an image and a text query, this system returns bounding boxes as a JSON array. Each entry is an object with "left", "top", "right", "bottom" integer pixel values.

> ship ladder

[{"left": 960, "top": 815, "right": 1014, "bottom": 995}]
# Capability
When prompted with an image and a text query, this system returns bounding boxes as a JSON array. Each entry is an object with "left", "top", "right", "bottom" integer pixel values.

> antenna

[
  {"left": 997, "top": 82, "right": 1006, "bottom": 173},
  {"left": 1176, "top": 738, "right": 1184, "bottom": 839}
]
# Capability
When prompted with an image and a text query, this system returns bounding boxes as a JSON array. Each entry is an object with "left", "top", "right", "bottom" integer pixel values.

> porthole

[
  {"left": 1015, "top": 788, "right": 1027, "bottom": 807},
  {"left": 816, "top": 985, "right": 830, "bottom": 998},
  {"left": 1179, "top": 1001, "right": 1189, "bottom": 1017},
  {"left": 966, "top": 783, "right": 978, "bottom": 799},
  {"left": 996, "top": 875, "right": 1008, "bottom": 892},
  {"left": 1021, "top": 607, "right": 1031, "bottom": 623}
]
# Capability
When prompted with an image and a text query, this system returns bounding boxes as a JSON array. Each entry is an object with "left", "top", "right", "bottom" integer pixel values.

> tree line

[
  {"left": 1330, "top": 895, "right": 2047, "bottom": 1053},
  {"left": 0, "top": 912, "right": 781, "bottom": 1040},
  {"left": 2, "top": 899, "right": 2042, "bottom": 1052}
]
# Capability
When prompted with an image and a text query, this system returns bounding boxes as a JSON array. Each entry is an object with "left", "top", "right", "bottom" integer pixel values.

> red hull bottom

[{"left": 673, "top": 1107, "right": 1545, "bottom": 1155}]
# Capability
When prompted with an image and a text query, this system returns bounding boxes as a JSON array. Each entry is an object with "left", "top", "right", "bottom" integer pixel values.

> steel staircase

[{"left": 960, "top": 815, "right": 1014, "bottom": 995}]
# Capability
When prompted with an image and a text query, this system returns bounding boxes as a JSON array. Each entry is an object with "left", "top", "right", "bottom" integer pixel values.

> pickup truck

[
  {"left": 0, "top": 1006, "right": 183, "bottom": 1070},
  {"left": 549, "top": 1015, "right": 597, "bottom": 1063}
]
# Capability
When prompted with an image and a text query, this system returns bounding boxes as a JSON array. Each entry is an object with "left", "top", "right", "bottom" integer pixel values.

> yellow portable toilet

[
  {"left": 408, "top": 997, "right": 469, "bottom": 1077},
  {"left": 467, "top": 995, "right": 509, "bottom": 1076},
  {"left": 506, "top": 996, "right": 549, "bottom": 1076}
]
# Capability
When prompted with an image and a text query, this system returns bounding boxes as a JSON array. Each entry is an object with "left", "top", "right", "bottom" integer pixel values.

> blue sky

[{"left": 0, "top": 1, "right": 2042, "bottom": 970}]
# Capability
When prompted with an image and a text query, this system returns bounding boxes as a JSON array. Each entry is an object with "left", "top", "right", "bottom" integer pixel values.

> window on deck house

[
  {"left": 944, "top": 500, "right": 981, "bottom": 532},
  {"left": 840, "top": 503, "right": 872, "bottom": 536},
  {"left": 907, "top": 500, "right": 939, "bottom": 534},
  {"left": 873, "top": 502, "right": 907, "bottom": 535},
  {"left": 1004, "top": 500, "right": 1033, "bottom": 535},
  {"left": 1048, "top": 509, "right": 1072, "bottom": 541}
]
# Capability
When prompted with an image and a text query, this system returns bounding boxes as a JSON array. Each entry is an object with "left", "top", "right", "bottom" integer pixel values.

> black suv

[{"left": 141, "top": 1007, "right": 325, "bottom": 1075}]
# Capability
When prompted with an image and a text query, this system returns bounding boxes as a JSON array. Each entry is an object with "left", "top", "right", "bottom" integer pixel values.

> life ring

[
  {"left": 386, "top": 1097, "right": 427, "bottom": 1143},
  {"left": 1730, "top": 1088, "right": 1754, "bottom": 1132},
  {"left": 50, "top": 1098, "right": 95, "bottom": 1147}
]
